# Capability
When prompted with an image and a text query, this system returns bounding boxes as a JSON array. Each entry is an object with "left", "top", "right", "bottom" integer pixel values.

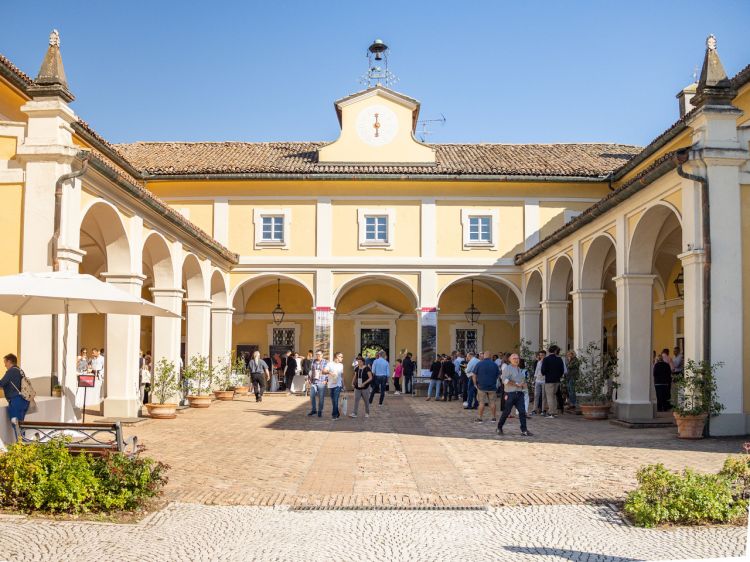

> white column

[
  {"left": 518, "top": 307, "right": 541, "bottom": 351},
  {"left": 212, "top": 198, "right": 229, "bottom": 246},
  {"left": 571, "top": 290, "right": 606, "bottom": 351},
  {"left": 211, "top": 306, "right": 234, "bottom": 366},
  {"left": 678, "top": 250, "right": 705, "bottom": 364},
  {"left": 150, "top": 288, "right": 184, "bottom": 369},
  {"left": 541, "top": 300, "right": 568, "bottom": 349},
  {"left": 421, "top": 198, "right": 436, "bottom": 258},
  {"left": 101, "top": 273, "right": 144, "bottom": 418},
  {"left": 185, "top": 299, "right": 212, "bottom": 361},
  {"left": 16, "top": 97, "right": 78, "bottom": 388},
  {"left": 614, "top": 274, "right": 656, "bottom": 422},
  {"left": 524, "top": 199, "right": 540, "bottom": 250},
  {"left": 316, "top": 198, "right": 332, "bottom": 258}
]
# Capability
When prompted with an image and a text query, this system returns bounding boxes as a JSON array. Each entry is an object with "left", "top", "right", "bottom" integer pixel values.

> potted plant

[
  {"left": 213, "top": 357, "right": 235, "bottom": 401},
  {"left": 52, "top": 384, "right": 62, "bottom": 398},
  {"left": 231, "top": 356, "right": 249, "bottom": 396},
  {"left": 575, "top": 341, "right": 618, "bottom": 420},
  {"left": 184, "top": 355, "right": 214, "bottom": 408},
  {"left": 672, "top": 359, "right": 724, "bottom": 439},
  {"left": 144, "top": 358, "right": 181, "bottom": 419}
]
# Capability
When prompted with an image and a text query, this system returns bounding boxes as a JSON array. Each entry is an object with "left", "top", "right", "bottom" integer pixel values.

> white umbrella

[{"left": 0, "top": 271, "right": 181, "bottom": 420}]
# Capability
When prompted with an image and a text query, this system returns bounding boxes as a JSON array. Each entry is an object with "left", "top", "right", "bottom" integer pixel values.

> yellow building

[{"left": 0, "top": 33, "right": 748, "bottom": 435}]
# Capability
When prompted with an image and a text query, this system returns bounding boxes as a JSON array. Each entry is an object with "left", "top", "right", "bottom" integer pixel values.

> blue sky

[{"left": 3, "top": 1, "right": 749, "bottom": 146}]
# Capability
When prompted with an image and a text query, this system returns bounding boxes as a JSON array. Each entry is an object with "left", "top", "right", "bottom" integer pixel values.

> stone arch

[
  {"left": 524, "top": 269, "right": 544, "bottom": 308},
  {"left": 628, "top": 203, "right": 682, "bottom": 274},
  {"left": 231, "top": 273, "right": 315, "bottom": 311},
  {"left": 79, "top": 201, "right": 131, "bottom": 275},
  {"left": 333, "top": 274, "right": 418, "bottom": 309},
  {"left": 181, "top": 253, "right": 205, "bottom": 300},
  {"left": 142, "top": 232, "right": 174, "bottom": 290},
  {"left": 437, "top": 274, "right": 521, "bottom": 314},
  {"left": 210, "top": 270, "right": 228, "bottom": 308},
  {"left": 581, "top": 234, "right": 617, "bottom": 290},
  {"left": 548, "top": 254, "right": 573, "bottom": 301}
]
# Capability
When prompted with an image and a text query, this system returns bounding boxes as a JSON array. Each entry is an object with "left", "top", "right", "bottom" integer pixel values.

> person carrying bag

[{"left": 0, "top": 353, "right": 36, "bottom": 421}]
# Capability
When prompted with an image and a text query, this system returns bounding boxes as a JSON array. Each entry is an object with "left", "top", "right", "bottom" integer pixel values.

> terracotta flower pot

[
  {"left": 233, "top": 386, "right": 250, "bottom": 396},
  {"left": 674, "top": 412, "right": 707, "bottom": 439},
  {"left": 187, "top": 395, "right": 212, "bottom": 408},
  {"left": 214, "top": 390, "right": 235, "bottom": 401},
  {"left": 580, "top": 403, "right": 610, "bottom": 420},
  {"left": 145, "top": 402, "right": 178, "bottom": 419}
]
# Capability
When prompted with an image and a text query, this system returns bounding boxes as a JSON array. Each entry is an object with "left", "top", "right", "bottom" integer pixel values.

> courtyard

[{"left": 0, "top": 394, "right": 746, "bottom": 561}]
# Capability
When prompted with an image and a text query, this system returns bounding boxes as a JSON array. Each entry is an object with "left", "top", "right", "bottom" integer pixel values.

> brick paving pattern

[
  {"left": 0, "top": 503, "right": 744, "bottom": 562},
  {"left": 117, "top": 393, "right": 742, "bottom": 507}
]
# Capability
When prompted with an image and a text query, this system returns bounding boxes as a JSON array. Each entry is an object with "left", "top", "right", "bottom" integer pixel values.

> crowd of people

[{"left": 287, "top": 345, "right": 590, "bottom": 436}]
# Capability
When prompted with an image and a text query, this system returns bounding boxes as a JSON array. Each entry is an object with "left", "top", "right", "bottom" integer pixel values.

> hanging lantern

[
  {"left": 673, "top": 269, "right": 684, "bottom": 298},
  {"left": 272, "top": 278, "right": 285, "bottom": 325},
  {"left": 464, "top": 279, "right": 481, "bottom": 325}
]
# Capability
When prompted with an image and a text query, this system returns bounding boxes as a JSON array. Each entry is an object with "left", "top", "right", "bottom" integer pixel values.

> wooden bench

[{"left": 9, "top": 419, "right": 139, "bottom": 457}]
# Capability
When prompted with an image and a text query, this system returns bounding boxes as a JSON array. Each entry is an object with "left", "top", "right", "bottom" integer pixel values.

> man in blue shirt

[
  {"left": 369, "top": 350, "right": 390, "bottom": 406},
  {"left": 471, "top": 351, "right": 499, "bottom": 423},
  {"left": 463, "top": 352, "right": 480, "bottom": 410}
]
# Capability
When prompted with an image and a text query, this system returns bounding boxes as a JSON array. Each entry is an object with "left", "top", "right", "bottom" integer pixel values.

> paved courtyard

[
  {"left": 0, "top": 393, "right": 746, "bottom": 562},
  {"left": 122, "top": 393, "right": 742, "bottom": 507},
  {"left": 0, "top": 503, "right": 745, "bottom": 562}
]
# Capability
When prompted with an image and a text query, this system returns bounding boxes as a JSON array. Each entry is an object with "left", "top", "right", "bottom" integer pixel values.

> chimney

[{"left": 676, "top": 82, "right": 697, "bottom": 118}]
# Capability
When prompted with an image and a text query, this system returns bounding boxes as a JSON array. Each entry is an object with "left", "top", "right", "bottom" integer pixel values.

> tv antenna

[
  {"left": 417, "top": 114, "right": 447, "bottom": 142},
  {"left": 359, "top": 38, "right": 399, "bottom": 88}
]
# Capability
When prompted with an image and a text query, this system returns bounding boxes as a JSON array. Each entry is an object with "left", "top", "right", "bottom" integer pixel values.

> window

[
  {"left": 468, "top": 216, "right": 491, "bottom": 243},
  {"left": 254, "top": 208, "right": 291, "bottom": 249},
  {"left": 261, "top": 216, "right": 284, "bottom": 242},
  {"left": 461, "top": 208, "right": 499, "bottom": 249},
  {"left": 365, "top": 216, "right": 388, "bottom": 242},
  {"left": 455, "top": 329, "right": 478, "bottom": 356},
  {"left": 357, "top": 208, "right": 396, "bottom": 250}
]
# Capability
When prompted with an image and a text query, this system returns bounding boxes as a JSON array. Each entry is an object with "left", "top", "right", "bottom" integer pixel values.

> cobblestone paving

[
  {"left": 115, "top": 393, "right": 743, "bottom": 507},
  {"left": 0, "top": 503, "right": 744, "bottom": 562}
]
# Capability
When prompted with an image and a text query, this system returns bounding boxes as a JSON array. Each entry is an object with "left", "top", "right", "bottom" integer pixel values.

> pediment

[{"left": 347, "top": 300, "right": 403, "bottom": 317}]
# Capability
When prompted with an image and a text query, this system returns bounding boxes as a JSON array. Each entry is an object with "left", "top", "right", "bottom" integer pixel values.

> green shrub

[
  {"left": 624, "top": 463, "right": 746, "bottom": 527},
  {"left": 0, "top": 438, "right": 168, "bottom": 514}
]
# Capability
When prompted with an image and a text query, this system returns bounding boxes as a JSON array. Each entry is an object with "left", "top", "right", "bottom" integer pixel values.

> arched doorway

[
  {"left": 437, "top": 275, "right": 520, "bottom": 357},
  {"left": 333, "top": 276, "right": 418, "bottom": 371},
  {"left": 578, "top": 234, "right": 617, "bottom": 352},
  {"left": 546, "top": 255, "right": 573, "bottom": 351}
]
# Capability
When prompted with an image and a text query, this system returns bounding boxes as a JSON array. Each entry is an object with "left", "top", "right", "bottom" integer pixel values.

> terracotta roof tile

[{"left": 113, "top": 141, "right": 641, "bottom": 178}]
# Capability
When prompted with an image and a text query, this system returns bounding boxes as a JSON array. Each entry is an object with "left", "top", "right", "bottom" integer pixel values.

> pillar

[
  {"left": 678, "top": 250, "right": 705, "bottom": 364},
  {"left": 541, "top": 300, "right": 568, "bottom": 350},
  {"left": 518, "top": 306, "right": 542, "bottom": 352},
  {"left": 571, "top": 290, "right": 606, "bottom": 351},
  {"left": 101, "top": 273, "right": 144, "bottom": 418},
  {"left": 185, "top": 299, "right": 212, "bottom": 361},
  {"left": 614, "top": 274, "right": 656, "bottom": 421},
  {"left": 211, "top": 306, "right": 234, "bottom": 366},
  {"left": 150, "top": 288, "right": 184, "bottom": 369}
]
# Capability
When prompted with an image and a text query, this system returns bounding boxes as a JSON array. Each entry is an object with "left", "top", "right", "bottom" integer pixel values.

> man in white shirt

[{"left": 532, "top": 350, "right": 547, "bottom": 415}]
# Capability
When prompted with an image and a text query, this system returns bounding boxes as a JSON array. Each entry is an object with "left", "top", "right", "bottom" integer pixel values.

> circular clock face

[{"left": 355, "top": 104, "right": 398, "bottom": 147}]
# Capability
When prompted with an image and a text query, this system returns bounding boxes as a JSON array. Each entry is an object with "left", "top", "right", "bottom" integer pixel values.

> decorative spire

[
  {"left": 28, "top": 29, "right": 74, "bottom": 102},
  {"left": 691, "top": 34, "right": 734, "bottom": 108}
]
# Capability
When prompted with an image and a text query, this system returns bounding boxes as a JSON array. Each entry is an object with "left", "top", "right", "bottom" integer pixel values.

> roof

[{"left": 113, "top": 141, "right": 641, "bottom": 178}]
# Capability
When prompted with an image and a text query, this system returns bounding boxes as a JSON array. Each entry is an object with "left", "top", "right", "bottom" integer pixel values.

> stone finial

[
  {"left": 28, "top": 29, "right": 74, "bottom": 102},
  {"left": 691, "top": 34, "right": 734, "bottom": 109}
]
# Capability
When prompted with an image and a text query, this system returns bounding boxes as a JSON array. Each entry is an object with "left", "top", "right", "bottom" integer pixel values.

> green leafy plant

[
  {"left": 574, "top": 341, "right": 619, "bottom": 406},
  {"left": 231, "top": 356, "right": 248, "bottom": 388},
  {"left": 213, "top": 356, "right": 234, "bottom": 391},
  {"left": 183, "top": 355, "right": 213, "bottom": 396},
  {"left": 150, "top": 359, "right": 180, "bottom": 405},
  {"left": 672, "top": 359, "right": 724, "bottom": 417},
  {"left": 624, "top": 463, "right": 746, "bottom": 527},
  {"left": 0, "top": 439, "right": 168, "bottom": 514},
  {"left": 516, "top": 338, "right": 538, "bottom": 396}
]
